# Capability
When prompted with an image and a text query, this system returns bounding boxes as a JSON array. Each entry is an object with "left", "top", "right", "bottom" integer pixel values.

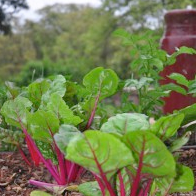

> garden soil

[{"left": 0, "top": 149, "right": 196, "bottom": 196}]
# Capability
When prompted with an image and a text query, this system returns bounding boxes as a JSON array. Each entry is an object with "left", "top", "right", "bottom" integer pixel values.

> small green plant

[{"left": 113, "top": 29, "right": 196, "bottom": 118}]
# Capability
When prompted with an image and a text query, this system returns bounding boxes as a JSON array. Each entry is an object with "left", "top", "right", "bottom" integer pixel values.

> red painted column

[{"left": 160, "top": 9, "right": 196, "bottom": 114}]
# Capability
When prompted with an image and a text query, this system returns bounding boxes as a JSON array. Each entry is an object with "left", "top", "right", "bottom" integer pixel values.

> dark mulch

[
  {"left": 0, "top": 151, "right": 53, "bottom": 196},
  {"left": 0, "top": 149, "right": 196, "bottom": 196}
]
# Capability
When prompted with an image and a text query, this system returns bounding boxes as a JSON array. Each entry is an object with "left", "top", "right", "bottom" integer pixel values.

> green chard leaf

[
  {"left": 78, "top": 181, "right": 102, "bottom": 196},
  {"left": 153, "top": 164, "right": 194, "bottom": 195},
  {"left": 100, "top": 113, "right": 150, "bottom": 136},
  {"left": 169, "top": 164, "right": 194, "bottom": 193},
  {"left": 28, "top": 79, "right": 50, "bottom": 109},
  {"left": 151, "top": 113, "right": 184, "bottom": 141},
  {"left": 27, "top": 110, "right": 59, "bottom": 142},
  {"left": 5, "top": 81, "right": 21, "bottom": 99},
  {"left": 41, "top": 75, "right": 66, "bottom": 108},
  {"left": 176, "top": 103, "right": 196, "bottom": 126},
  {"left": 83, "top": 67, "right": 119, "bottom": 101},
  {"left": 1, "top": 96, "right": 32, "bottom": 128},
  {"left": 54, "top": 124, "right": 81, "bottom": 154},
  {"left": 66, "top": 131, "right": 134, "bottom": 179},
  {"left": 47, "top": 93, "right": 82, "bottom": 126},
  {"left": 30, "top": 190, "right": 53, "bottom": 196},
  {"left": 123, "top": 131, "right": 176, "bottom": 177}
]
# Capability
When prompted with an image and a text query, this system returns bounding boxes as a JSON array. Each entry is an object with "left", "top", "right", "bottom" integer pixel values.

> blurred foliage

[
  {"left": 0, "top": 0, "right": 28, "bottom": 34},
  {"left": 0, "top": 1, "right": 195, "bottom": 84}
]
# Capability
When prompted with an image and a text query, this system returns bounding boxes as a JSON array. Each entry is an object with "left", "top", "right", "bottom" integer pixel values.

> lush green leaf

[
  {"left": 151, "top": 113, "right": 184, "bottom": 141},
  {"left": 100, "top": 113, "right": 149, "bottom": 136},
  {"left": 78, "top": 181, "right": 102, "bottom": 196},
  {"left": 28, "top": 79, "right": 50, "bottom": 108},
  {"left": 66, "top": 131, "right": 134, "bottom": 179},
  {"left": 47, "top": 93, "right": 82, "bottom": 125},
  {"left": 1, "top": 97, "right": 32, "bottom": 128},
  {"left": 161, "top": 83, "right": 187, "bottom": 95},
  {"left": 168, "top": 73, "right": 189, "bottom": 87},
  {"left": 176, "top": 103, "right": 196, "bottom": 126},
  {"left": 54, "top": 124, "right": 81, "bottom": 154},
  {"left": 41, "top": 75, "right": 66, "bottom": 108},
  {"left": 27, "top": 110, "right": 59, "bottom": 141},
  {"left": 83, "top": 67, "right": 119, "bottom": 100},
  {"left": 123, "top": 131, "right": 176, "bottom": 177},
  {"left": 169, "top": 164, "right": 194, "bottom": 193}
]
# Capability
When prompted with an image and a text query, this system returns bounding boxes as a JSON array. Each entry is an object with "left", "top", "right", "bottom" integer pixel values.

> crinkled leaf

[
  {"left": 54, "top": 124, "right": 81, "bottom": 155},
  {"left": 41, "top": 75, "right": 66, "bottom": 108},
  {"left": 27, "top": 110, "right": 59, "bottom": 142},
  {"left": 123, "top": 131, "right": 176, "bottom": 177},
  {"left": 47, "top": 93, "right": 82, "bottom": 125},
  {"left": 1, "top": 97, "right": 32, "bottom": 128},
  {"left": 28, "top": 79, "right": 50, "bottom": 109},
  {"left": 66, "top": 131, "right": 134, "bottom": 179},
  {"left": 78, "top": 181, "right": 102, "bottom": 196},
  {"left": 100, "top": 113, "right": 149, "bottom": 136},
  {"left": 151, "top": 113, "right": 184, "bottom": 141},
  {"left": 83, "top": 67, "right": 119, "bottom": 100},
  {"left": 168, "top": 73, "right": 189, "bottom": 87}
]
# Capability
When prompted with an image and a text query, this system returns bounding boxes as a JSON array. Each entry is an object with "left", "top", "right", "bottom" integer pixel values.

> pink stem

[
  {"left": 22, "top": 128, "right": 61, "bottom": 184},
  {"left": 94, "top": 174, "right": 106, "bottom": 196},
  {"left": 85, "top": 91, "right": 101, "bottom": 130},
  {"left": 118, "top": 171, "right": 126, "bottom": 196},
  {"left": 17, "top": 145, "right": 32, "bottom": 166},
  {"left": 49, "top": 128, "right": 66, "bottom": 185},
  {"left": 87, "top": 140, "right": 116, "bottom": 196},
  {"left": 130, "top": 138, "right": 146, "bottom": 196},
  {"left": 143, "top": 179, "right": 153, "bottom": 196}
]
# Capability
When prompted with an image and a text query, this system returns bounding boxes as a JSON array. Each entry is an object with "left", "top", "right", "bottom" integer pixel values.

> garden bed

[{"left": 0, "top": 148, "right": 195, "bottom": 196}]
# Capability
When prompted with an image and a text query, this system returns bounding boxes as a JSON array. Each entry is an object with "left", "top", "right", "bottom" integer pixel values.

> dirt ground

[{"left": 0, "top": 149, "right": 196, "bottom": 196}]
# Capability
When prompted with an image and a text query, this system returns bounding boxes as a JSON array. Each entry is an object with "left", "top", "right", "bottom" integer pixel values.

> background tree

[
  {"left": 0, "top": 1, "right": 196, "bottom": 85},
  {"left": 0, "top": 0, "right": 28, "bottom": 34},
  {"left": 100, "top": 0, "right": 196, "bottom": 31}
]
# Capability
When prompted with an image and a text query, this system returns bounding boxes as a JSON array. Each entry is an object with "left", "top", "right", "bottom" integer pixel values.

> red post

[{"left": 160, "top": 9, "right": 196, "bottom": 114}]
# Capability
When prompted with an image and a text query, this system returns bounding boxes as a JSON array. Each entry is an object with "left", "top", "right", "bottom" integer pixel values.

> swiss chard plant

[
  {"left": 56, "top": 112, "right": 194, "bottom": 196},
  {"left": 0, "top": 67, "right": 119, "bottom": 193}
]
